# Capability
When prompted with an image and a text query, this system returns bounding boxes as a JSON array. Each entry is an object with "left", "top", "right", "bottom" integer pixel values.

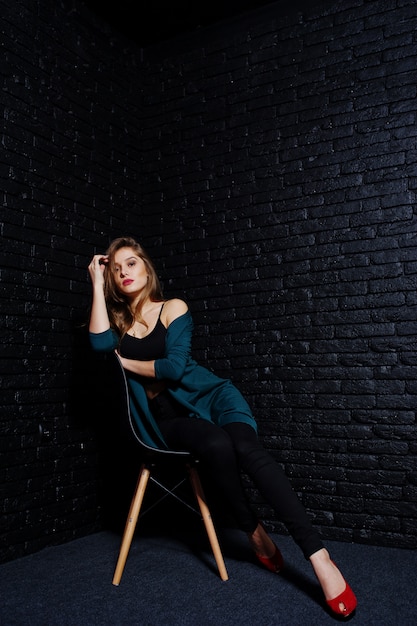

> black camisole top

[{"left": 119, "top": 304, "right": 167, "bottom": 361}]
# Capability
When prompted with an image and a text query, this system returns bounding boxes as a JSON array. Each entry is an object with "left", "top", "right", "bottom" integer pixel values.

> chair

[{"left": 107, "top": 353, "right": 229, "bottom": 586}]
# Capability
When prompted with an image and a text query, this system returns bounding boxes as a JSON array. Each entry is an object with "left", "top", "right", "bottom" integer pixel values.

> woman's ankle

[
  {"left": 247, "top": 523, "right": 276, "bottom": 558},
  {"left": 309, "top": 549, "right": 347, "bottom": 601}
]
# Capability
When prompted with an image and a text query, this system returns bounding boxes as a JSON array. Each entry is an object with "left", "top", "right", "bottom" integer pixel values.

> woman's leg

[
  {"left": 223, "top": 422, "right": 357, "bottom": 615},
  {"left": 223, "top": 422, "right": 323, "bottom": 559},
  {"left": 156, "top": 415, "right": 258, "bottom": 533}
]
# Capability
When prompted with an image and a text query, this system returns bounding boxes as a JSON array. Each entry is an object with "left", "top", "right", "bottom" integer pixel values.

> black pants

[{"left": 149, "top": 392, "right": 324, "bottom": 559}]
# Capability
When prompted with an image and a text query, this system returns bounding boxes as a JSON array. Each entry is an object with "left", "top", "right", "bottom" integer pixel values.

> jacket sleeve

[
  {"left": 154, "top": 311, "right": 193, "bottom": 381},
  {"left": 89, "top": 328, "right": 119, "bottom": 352}
]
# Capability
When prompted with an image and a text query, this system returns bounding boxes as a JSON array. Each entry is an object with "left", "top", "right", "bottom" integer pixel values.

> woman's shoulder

[{"left": 161, "top": 298, "right": 189, "bottom": 326}]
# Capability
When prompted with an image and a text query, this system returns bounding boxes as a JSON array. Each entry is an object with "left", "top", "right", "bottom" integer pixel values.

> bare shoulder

[{"left": 162, "top": 298, "right": 189, "bottom": 326}]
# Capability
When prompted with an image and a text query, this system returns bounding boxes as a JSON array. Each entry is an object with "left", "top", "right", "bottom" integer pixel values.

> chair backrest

[{"left": 107, "top": 352, "right": 191, "bottom": 463}]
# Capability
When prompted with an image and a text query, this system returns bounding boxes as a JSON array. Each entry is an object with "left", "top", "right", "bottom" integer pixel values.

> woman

[{"left": 88, "top": 236, "right": 357, "bottom": 618}]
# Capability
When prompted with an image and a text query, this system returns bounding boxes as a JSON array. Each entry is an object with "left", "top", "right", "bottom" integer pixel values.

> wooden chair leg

[
  {"left": 187, "top": 465, "right": 229, "bottom": 581},
  {"left": 112, "top": 464, "right": 150, "bottom": 586}
]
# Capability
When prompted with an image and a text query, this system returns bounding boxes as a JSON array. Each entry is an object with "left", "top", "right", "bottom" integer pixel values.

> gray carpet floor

[{"left": 0, "top": 529, "right": 415, "bottom": 625}]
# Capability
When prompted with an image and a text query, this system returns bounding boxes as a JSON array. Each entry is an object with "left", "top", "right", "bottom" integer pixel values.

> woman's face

[{"left": 112, "top": 247, "right": 149, "bottom": 300}]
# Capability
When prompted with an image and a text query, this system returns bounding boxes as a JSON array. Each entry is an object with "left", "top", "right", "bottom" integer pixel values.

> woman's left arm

[{"left": 116, "top": 356, "right": 156, "bottom": 378}]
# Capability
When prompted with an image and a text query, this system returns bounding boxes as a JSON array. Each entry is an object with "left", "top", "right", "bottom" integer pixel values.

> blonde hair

[{"left": 103, "top": 237, "right": 164, "bottom": 337}]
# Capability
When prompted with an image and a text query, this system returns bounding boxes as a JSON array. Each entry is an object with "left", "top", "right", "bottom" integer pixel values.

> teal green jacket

[{"left": 89, "top": 310, "right": 257, "bottom": 448}]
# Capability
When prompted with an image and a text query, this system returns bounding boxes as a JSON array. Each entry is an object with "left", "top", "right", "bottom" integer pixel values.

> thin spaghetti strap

[{"left": 157, "top": 301, "right": 166, "bottom": 321}]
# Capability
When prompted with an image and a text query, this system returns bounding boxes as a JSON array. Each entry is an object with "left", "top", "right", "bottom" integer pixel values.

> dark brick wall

[
  {"left": 0, "top": 0, "right": 146, "bottom": 561},
  {"left": 1, "top": 0, "right": 416, "bottom": 563},
  {"left": 138, "top": 0, "right": 417, "bottom": 549}
]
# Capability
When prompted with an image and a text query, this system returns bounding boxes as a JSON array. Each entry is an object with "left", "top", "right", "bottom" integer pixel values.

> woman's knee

[
  {"left": 223, "top": 423, "right": 260, "bottom": 456},
  {"left": 199, "top": 427, "right": 236, "bottom": 461},
  {"left": 169, "top": 419, "right": 236, "bottom": 464},
  {"left": 223, "top": 423, "right": 277, "bottom": 475}
]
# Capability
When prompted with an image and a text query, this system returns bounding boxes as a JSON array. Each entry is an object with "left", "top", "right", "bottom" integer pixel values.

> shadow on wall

[{"left": 69, "top": 319, "right": 133, "bottom": 531}]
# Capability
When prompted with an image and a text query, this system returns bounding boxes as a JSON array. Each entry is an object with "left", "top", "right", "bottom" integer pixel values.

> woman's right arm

[{"left": 88, "top": 254, "right": 111, "bottom": 334}]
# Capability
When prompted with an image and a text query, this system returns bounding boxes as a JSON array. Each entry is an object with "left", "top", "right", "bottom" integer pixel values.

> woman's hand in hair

[{"left": 88, "top": 254, "right": 108, "bottom": 288}]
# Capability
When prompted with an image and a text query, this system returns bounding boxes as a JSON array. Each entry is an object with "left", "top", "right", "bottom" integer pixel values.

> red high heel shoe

[
  {"left": 326, "top": 568, "right": 357, "bottom": 618},
  {"left": 255, "top": 543, "right": 284, "bottom": 574}
]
